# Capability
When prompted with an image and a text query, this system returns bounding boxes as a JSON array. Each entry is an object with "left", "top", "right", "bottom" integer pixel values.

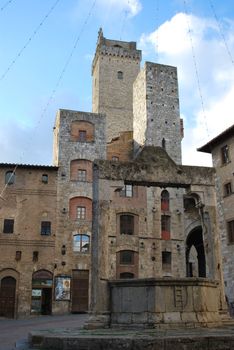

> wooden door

[
  {"left": 72, "top": 270, "right": 89, "bottom": 313},
  {"left": 0, "top": 277, "right": 16, "bottom": 318}
]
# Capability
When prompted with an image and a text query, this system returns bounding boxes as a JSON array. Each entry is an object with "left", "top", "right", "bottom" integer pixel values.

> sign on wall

[{"left": 54, "top": 276, "right": 71, "bottom": 301}]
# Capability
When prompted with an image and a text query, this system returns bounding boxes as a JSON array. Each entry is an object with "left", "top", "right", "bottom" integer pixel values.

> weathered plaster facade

[{"left": 198, "top": 125, "right": 234, "bottom": 305}]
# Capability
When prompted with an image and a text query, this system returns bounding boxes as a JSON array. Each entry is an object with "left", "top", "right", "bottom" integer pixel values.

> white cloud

[
  {"left": 98, "top": 0, "right": 142, "bottom": 17},
  {"left": 140, "top": 12, "right": 234, "bottom": 166}
]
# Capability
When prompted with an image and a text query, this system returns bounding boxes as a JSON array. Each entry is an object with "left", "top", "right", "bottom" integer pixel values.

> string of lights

[
  {"left": 0, "top": 0, "right": 61, "bottom": 82},
  {"left": 183, "top": 0, "right": 210, "bottom": 138},
  {"left": 0, "top": 0, "right": 97, "bottom": 199},
  {"left": 0, "top": 0, "right": 15, "bottom": 12},
  {"left": 208, "top": 0, "right": 234, "bottom": 67}
]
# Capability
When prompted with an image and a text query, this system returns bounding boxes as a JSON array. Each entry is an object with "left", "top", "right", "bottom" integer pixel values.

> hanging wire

[
  {"left": 183, "top": 0, "right": 210, "bottom": 138},
  {"left": 0, "top": 0, "right": 61, "bottom": 82},
  {"left": 0, "top": 0, "right": 97, "bottom": 199},
  {"left": 120, "top": 0, "right": 130, "bottom": 40},
  {"left": 0, "top": 0, "right": 15, "bottom": 12},
  {"left": 208, "top": 0, "right": 234, "bottom": 67}
]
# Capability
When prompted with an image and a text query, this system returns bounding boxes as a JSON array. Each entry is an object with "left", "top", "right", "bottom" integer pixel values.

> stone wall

[
  {"left": 92, "top": 31, "right": 141, "bottom": 141},
  {"left": 110, "top": 278, "right": 221, "bottom": 328},
  {"left": 107, "top": 131, "right": 133, "bottom": 161},
  {"left": 211, "top": 133, "right": 234, "bottom": 303},
  {"left": 90, "top": 146, "right": 227, "bottom": 326},
  {"left": 133, "top": 62, "right": 182, "bottom": 164},
  {"left": 52, "top": 109, "right": 106, "bottom": 314}
]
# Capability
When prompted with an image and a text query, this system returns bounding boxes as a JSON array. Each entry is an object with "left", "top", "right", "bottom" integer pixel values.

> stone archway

[{"left": 186, "top": 226, "right": 206, "bottom": 278}]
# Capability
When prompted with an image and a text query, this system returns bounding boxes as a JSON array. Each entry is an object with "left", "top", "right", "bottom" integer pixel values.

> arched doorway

[
  {"left": 31, "top": 270, "right": 53, "bottom": 315},
  {"left": 186, "top": 226, "right": 206, "bottom": 277},
  {"left": 0, "top": 276, "right": 16, "bottom": 318}
]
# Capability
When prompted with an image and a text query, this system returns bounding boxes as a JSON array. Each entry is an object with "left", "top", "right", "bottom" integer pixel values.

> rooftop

[{"left": 197, "top": 124, "right": 234, "bottom": 153}]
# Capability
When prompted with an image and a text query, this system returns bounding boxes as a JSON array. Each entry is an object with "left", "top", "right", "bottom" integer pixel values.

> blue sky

[{"left": 0, "top": 0, "right": 234, "bottom": 166}]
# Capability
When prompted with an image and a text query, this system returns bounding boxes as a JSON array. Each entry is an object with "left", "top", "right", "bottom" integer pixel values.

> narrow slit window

[{"left": 117, "top": 71, "right": 123, "bottom": 79}]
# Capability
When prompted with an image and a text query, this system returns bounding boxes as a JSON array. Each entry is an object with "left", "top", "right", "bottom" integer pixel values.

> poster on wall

[{"left": 54, "top": 276, "right": 71, "bottom": 301}]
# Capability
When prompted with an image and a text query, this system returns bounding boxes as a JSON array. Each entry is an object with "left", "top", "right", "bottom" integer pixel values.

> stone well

[{"left": 109, "top": 278, "right": 222, "bottom": 329}]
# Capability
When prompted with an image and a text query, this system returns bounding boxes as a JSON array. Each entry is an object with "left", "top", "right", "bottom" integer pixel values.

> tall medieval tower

[
  {"left": 92, "top": 28, "right": 141, "bottom": 142},
  {"left": 133, "top": 62, "right": 183, "bottom": 164}
]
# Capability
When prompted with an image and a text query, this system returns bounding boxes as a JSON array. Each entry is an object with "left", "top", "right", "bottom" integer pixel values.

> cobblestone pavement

[{"left": 0, "top": 314, "right": 87, "bottom": 350}]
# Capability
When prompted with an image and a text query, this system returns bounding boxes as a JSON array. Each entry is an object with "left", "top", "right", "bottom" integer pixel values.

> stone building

[
  {"left": 52, "top": 109, "right": 106, "bottom": 314},
  {"left": 0, "top": 30, "right": 229, "bottom": 323},
  {"left": 198, "top": 125, "right": 234, "bottom": 306},
  {"left": 89, "top": 43, "right": 227, "bottom": 327}
]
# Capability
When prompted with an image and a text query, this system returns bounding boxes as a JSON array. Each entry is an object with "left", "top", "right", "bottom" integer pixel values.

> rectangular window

[
  {"left": 33, "top": 251, "right": 39, "bottom": 262},
  {"left": 15, "top": 251, "right": 22, "bottom": 261},
  {"left": 77, "top": 206, "right": 86, "bottom": 220},
  {"left": 42, "top": 174, "right": 48, "bottom": 183},
  {"left": 78, "top": 130, "right": 87, "bottom": 142},
  {"left": 73, "top": 234, "right": 90, "bottom": 253},
  {"left": 112, "top": 156, "right": 119, "bottom": 161},
  {"left": 162, "top": 251, "right": 171, "bottom": 271},
  {"left": 120, "top": 184, "right": 133, "bottom": 197},
  {"left": 3, "top": 219, "right": 14, "bottom": 233},
  {"left": 120, "top": 250, "right": 134, "bottom": 265},
  {"left": 161, "top": 215, "right": 170, "bottom": 240},
  {"left": 120, "top": 215, "right": 134, "bottom": 235},
  {"left": 224, "top": 182, "right": 232, "bottom": 196},
  {"left": 227, "top": 220, "right": 234, "bottom": 243},
  {"left": 161, "top": 215, "right": 170, "bottom": 232},
  {"left": 41, "top": 221, "right": 51, "bottom": 235},
  {"left": 221, "top": 145, "right": 230, "bottom": 164},
  {"left": 78, "top": 169, "right": 86, "bottom": 182}
]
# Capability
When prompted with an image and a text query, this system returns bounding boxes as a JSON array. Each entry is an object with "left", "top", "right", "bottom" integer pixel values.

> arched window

[
  {"left": 5, "top": 171, "right": 15, "bottom": 185},
  {"left": 73, "top": 234, "right": 90, "bottom": 253},
  {"left": 117, "top": 71, "right": 123, "bottom": 80},
  {"left": 161, "top": 190, "right": 169, "bottom": 211},
  {"left": 162, "top": 138, "right": 166, "bottom": 149}
]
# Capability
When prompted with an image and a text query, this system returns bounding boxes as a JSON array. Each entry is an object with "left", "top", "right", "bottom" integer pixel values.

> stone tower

[
  {"left": 92, "top": 28, "right": 141, "bottom": 142},
  {"left": 133, "top": 62, "right": 183, "bottom": 164}
]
